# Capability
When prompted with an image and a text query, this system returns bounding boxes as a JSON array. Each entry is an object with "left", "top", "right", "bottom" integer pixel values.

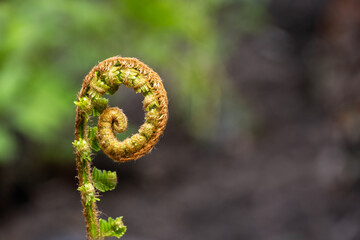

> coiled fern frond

[{"left": 73, "top": 56, "right": 168, "bottom": 239}]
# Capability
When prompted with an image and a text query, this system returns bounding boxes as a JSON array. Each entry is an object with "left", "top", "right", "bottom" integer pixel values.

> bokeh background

[{"left": 1, "top": 0, "right": 360, "bottom": 239}]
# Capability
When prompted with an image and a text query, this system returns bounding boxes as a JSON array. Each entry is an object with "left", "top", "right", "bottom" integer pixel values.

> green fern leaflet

[
  {"left": 92, "top": 167, "right": 117, "bottom": 192},
  {"left": 99, "top": 217, "right": 127, "bottom": 238}
]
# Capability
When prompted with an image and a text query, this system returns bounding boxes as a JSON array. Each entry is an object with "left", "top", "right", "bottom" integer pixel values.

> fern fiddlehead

[{"left": 73, "top": 56, "right": 168, "bottom": 239}]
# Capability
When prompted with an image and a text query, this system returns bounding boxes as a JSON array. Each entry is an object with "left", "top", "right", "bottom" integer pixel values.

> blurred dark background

[{"left": 1, "top": 0, "right": 360, "bottom": 239}]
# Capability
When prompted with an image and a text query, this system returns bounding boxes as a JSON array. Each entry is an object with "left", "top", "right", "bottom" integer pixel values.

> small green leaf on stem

[
  {"left": 72, "top": 138, "right": 91, "bottom": 161},
  {"left": 88, "top": 127, "right": 100, "bottom": 151},
  {"left": 92, "top": 167, "right": 117, "bottom": 192},
  {"left": 78, "top": 183, "right": 100, "bottom": 205},
  {"left": 99, "top": 217, "right": 127, "bottom": 238}
]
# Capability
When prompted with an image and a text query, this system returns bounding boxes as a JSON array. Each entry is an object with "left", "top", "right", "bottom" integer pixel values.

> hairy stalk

[{"left": 73, "top": 57, "right": 168, "bottom": 239}]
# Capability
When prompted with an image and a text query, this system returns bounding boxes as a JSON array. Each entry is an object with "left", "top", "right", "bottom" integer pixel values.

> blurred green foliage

[{"left": 0, "top": 0, "right": 268, "bottom": 163}]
